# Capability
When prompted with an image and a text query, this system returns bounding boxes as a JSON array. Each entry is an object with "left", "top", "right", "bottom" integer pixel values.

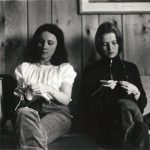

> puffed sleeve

[
  {"left": 14, "top": 63, "right": 24, "bottom": 86},
  {"left": 59, "top": 63, "right": 77, "bottom": 86}
]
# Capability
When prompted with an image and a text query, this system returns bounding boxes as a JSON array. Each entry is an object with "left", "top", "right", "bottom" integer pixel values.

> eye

[
  {"left": 38, "top": 40, "right": 43, "bottom": 47},
  {"left": 38, "top": 39, "right": 44, "bottom": 45},
  {"left": 112, "top": 41, "right": 118, "bottom": 45},
  {"left": 48, "top": 40, "right": 54, "bottom": 45},
  {"left": 101, "top": 42, "right": 108, "bottom": 46}
]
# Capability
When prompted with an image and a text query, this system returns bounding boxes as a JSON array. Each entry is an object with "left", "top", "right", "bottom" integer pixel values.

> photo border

[{"left": 80, "top": 0, "right": 150, "bottom": 14}]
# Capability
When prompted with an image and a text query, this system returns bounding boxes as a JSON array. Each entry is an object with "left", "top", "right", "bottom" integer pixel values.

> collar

[{"left": 100, "top": 56, "right": 122, "bottom": 65}]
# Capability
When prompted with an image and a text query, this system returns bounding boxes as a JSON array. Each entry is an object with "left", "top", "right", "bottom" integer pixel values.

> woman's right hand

[
  {"left": 14, "top": 86, "right": 25, "bottom": 97},
  {"left": 100, "top": 80, "right": 118, "bottom": 89}
]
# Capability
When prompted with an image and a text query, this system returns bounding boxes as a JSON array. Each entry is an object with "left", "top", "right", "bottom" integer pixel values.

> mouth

[
  {"left": 41, "top": 50, "right": 48, "bottom": 54},
  {"left": 40, "top": 51, "right": 48, "bottom": 57},
  {"left": 108, "top": 52, "right": 115, "bottom": 55}
]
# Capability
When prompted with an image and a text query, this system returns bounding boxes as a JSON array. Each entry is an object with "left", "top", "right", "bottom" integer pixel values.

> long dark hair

[
  {"left": 95, "top": 21, "right": 123, "bottom": 57},
  {"left": 24, "top": 24, "right": 68, "bottom": 65}
]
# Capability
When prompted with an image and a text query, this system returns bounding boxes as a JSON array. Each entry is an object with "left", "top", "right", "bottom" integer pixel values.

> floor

[
  {"left": 0, "top": 133, "right": 107, "bottom": 150},
  {"left": 1, "top": 132, "right": 149, "bottom": 150}
]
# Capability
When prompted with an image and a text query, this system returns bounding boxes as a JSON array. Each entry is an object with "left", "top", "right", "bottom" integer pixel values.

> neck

[
  {"left": 39, "top": 60, "right": 51, "bottom": 65},
  {"left": 102, "top": 55, "right": 120, "bottom": 61}
]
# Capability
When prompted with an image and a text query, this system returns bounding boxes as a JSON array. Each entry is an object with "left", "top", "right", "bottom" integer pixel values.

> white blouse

[{"left": 15, "top": 62, "right": 77, "bottom": 101}]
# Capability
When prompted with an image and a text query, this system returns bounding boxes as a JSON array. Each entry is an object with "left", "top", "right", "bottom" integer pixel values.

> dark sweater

[{"left": 82, "top": 56, "right": 147, "bottom": 113}]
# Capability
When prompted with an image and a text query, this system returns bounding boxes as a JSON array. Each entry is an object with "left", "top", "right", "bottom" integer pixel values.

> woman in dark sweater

[{"left": 80, "top": 22, "right": 149, "bottom": 149}]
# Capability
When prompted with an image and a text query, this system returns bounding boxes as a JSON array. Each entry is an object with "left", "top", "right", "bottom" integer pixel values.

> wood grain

[
  {"left": 28, "top": 0, "right": 52, "bottom": 38},
  {"left": 5, "top": 1, "right": 27, "bottom": 76},
  {"left": 0, "top": 1, "right": 5, "bottom": 74},
  {"left": 82, "top": 15, "right": 99, "bottom": 69},
  {"left": 123, "top": 15, "right": 150, "bottom": 76},
  {"left": 141, "top": 76, "right": 150, "bottom": 115}
]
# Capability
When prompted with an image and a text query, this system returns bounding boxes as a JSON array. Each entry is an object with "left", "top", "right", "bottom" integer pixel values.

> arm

[
  {"left": 51, "top": 82, "right": 72, "bottom": 105},
  {"left": 30, "top": 82, "right": 72, "bottom": 105},
  {"left": 133, "top": 65, "right": 147, "bottom": 113},
  {"left": 120, "top": 63, "right": 147, "bottom": 113},
  {"left": 30, "top": 63, "right": 77, "bottom": 105},
  {"left": 14, "top": 64, "right": 26, "bottom": 97},
  {"left": 119, "top": 81, "right": 140, "bottom": 100}
]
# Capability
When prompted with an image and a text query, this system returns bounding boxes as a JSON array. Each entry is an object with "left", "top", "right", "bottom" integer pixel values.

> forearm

[{"left": 48, "top": 86, "right": 72, "bottom": 106}]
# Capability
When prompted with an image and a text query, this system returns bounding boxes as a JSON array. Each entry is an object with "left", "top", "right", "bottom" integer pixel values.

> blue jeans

[{"left": 15, "top": 102, "right": 71, "bottom": 150}]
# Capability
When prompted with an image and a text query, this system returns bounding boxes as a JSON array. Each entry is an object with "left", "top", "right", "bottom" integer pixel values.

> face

[
  {"left": 37, "top": 31, "right": 57, "bottom": 61},
  {"left": 101, "top": 32, "right": 119, "bottom": 59}
]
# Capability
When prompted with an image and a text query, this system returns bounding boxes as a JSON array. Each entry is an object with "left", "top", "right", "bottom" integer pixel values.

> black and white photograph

[{"left": 0, "top": 0, "right": 150, "bottom": 150}]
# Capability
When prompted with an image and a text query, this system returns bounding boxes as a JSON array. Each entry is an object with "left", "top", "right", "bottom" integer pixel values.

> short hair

[
  {"left": 95, "top": 21, "right": 123, "bottom": 56},
  {"left": 24, "top": 24, "right": 68, "bottom": 65}
]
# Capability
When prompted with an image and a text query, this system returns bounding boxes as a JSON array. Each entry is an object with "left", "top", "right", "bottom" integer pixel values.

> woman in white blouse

[{"left": 14, "top": 24, "right": 76, "bottom": 150}]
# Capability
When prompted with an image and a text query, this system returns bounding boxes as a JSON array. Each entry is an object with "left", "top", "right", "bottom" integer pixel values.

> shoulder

[
  {"left": 123, "top": 60, "right": 139, "bottom": 72},
  {"left": 84, "top": 61, "right": 101, "bottom": 74},
  {"left": 123, "top": 60, "right": 138, "bottom": 68},
  {"left": 59, "top": 63, "right": 77, "bottom": 77},
  {"left": 15, "top": 62, "right": 34, "bottom": 73},
  {"left": 59, "top": 63, "right": 77, "bottom": 84},
  {"left": 59, "top": 63, "right": 76, "bottom": 72},
  {"left": 16, "top": 62, "right": 32, "bottom": 69}
]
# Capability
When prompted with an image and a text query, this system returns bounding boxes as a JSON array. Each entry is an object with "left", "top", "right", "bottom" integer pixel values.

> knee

[
  {"left": 117, "top": 100, "right": 127, "bottom": 112},
  {"left": 16, "top": 107, "right": 38, "bottom": 119},
  {"left": 15, "top": 107, "right": 40, "bottom": 127},
  {"left": 118, "top": 100, "right": 143, "bottom": 121}
]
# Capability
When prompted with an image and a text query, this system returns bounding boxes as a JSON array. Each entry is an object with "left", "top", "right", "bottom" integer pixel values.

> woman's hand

[
  {"left": 28, "top": 82, "right": 72, "bottom": 105},
  {"left": 101, "top": 80, "right": 118, "bottom": 90},
  {"left": 28, "top": 83, "right": 51, "bottom": 95},
  {"left": 14, "top": 86, "right": 26, "bottom": 97},
  {"left": 119, "top": 81, "right": 140, "bottom": 100}
]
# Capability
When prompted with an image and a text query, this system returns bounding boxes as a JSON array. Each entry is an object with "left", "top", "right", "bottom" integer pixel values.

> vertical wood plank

[
  {"left": 28, "top": 0, "right": 52, "bottom": 38},
  {"left": 0, "top": 78, "right": 3, "bottom": 133},
  {"left": 123, "top": 15, "right": 150, "bottom": 76},
  {"left": 141, "top": 76, "right": 150, "bottom": 115},
  {"left": 99, "top": 15, "right": 122, "bottom": 29},
  {"left": 52, "top": 0, "right": 81, "bottom": 70},
  {"left": 5, "top": 0, "right": 27, "bottom": 76},
  {"left": 0, "top": 1, "right": 5, "bottom": 74},
  {"left": 52, "top": 0, "right": 82, "bottom": 115},
  {"left": 82, "top": 15, "right": 99, "bottom": 69}
]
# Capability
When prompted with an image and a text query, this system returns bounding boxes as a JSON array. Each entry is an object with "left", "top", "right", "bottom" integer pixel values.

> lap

[
  {"left": 118, "top": 99, "right": 143, "bottom": 121},
  {"left": 118, "top": 99, "right": 141, "bottom": 113},
  {"left": 16, "top": 107, "right": 71, "bottom": 144},
  {"left": 41, "top": 112, "right": 71, "bottom": 143}
]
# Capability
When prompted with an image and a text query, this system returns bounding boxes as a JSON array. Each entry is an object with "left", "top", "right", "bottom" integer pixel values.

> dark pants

[
  {"left": 89, "top": 99, "right": 149, "bottom": 149},
  {"left": 118, "top": 99, "right": 149, "bottom": 149}
]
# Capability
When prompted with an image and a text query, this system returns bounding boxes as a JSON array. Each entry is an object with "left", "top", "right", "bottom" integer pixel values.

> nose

[
  {"left": 43, "top": 42, "right": 48, "bottom": 49},
  {"left": 107, "top": 43, "right": 113, "bottom": 51}
]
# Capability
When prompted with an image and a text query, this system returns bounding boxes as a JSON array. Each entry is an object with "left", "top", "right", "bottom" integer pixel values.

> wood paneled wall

[{"left": 0, "top": 0, "right": 150, "bottom": 114}]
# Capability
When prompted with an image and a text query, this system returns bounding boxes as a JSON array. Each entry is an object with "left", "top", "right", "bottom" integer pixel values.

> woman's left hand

[
  {"left": 101, "top": 80, "right": 118, "bottom": 90},
  {"left": 29, "top": 83, "right": 51, "bottom": 95},
  {"left": 119, "top": 81, "right": 139, "bottom": 96}
]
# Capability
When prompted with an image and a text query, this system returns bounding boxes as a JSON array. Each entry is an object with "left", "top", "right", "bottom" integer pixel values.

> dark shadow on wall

[
  {"left": 1, "top": 37, "right": 27, "bottom": 133},
  {"left": 67, "top": 35, "right": 99, "bottom": 132},
  {"left": 5, "top": 37, "right": 27, "bottom": 77},
  {"left": 0, "top": 74, "right": 17, "bottom": 133}
]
